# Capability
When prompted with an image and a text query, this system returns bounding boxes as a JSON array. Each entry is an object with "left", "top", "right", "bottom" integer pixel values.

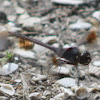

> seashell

[
  {"left": 51, "top": 0, "right": 94, "bottom": 5},
  {"left": 60, "top": 87, "right": 74, "bottom": 96},
  {"left": 0, "top": 63, "right": 19, "bottom": 75},
  {"left": 53, "top": 93, "right": 65, "bottom": 100},
  {"left": 93, "top": 61, "right": 100, "bottom": 66},
  {"left": 43, "top": 90, "right": 51, "bottom": 96},
  {"left": 32, "top": 74, "right": 47, "bottom": 82},
  {"left": 74, "top": 86, "right": 89, "bottom": 99},
  {"left": 50, "top": 65, "right": 70, "bottom": 76},
  {"left": 89, "top": 65, "right": 100, "bottom": 77},
  {"left": 14, "top": 48, "right": 35, "bottom": 58},
  {"left": 0, "top": 83, "right": 15, "bottom": 96},
  {"left": 92, "top": 11, "right": 100, "bottom": 21},
  {"left": 55, "top": 78, "right": 77, "bottom": 88},
  {"left": 69, "top": 19, "right": 92, "bottom": 29},
  {"left": 29, "top": 92, "right": 42, "bottom": 99}
]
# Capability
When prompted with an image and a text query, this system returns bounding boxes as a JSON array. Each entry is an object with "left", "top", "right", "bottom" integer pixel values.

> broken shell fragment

[
  {"left": 0, "top": 83, "right": 15, "bottom": 96},
  {"left": 29, "top": 92, "right": 42, "bottom": 99},
  {"left": 32, "top": 74, "right": 47, "bottom": 82}
]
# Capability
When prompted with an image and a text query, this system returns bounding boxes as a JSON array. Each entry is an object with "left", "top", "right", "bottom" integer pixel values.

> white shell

[
  {"left": 0, "top": 83, "right": 15, "bottom": 96},
  {"left": 69, "top": 19, "right": 92, "bottom": 29},
  {"left": 14, "top": 48, "right": 35, "bottom": 58},
  {"left": 0, "top": 63, "right": 19, "bottom": 75},
  {"left": 51, "top": 0, "right": 92, "bottom": 5},
  {"left": 53, "top": 93, "right": 65, "bottom": 100},
  {"left": 29, "top": 92, "right": 42, "bottom": 99},
  {"left": 55, "top": 78, "right": 77, "bottom": 88},
  {"left": 89, "top": 65, "right": 100, "bottom": 77},
  {"left": 92, "top": 11, "right": 100, "bottom": 21},
  {"left": 93, "top": 61, "right": 100, "bottom": 66},
  {"left": 50, "top": 66, "right": 70, "bottom": 75},
  {"left": 75, "top": 86, "right": 89, "bottom": 99},
  {"left": 60, "top": 87, "right": 74, "bottom": 96}
]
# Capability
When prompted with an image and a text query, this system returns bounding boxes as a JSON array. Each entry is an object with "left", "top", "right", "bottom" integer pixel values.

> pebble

[
  {"left": 0, "top": 63, "right": 19, "bottom": 75},
  {"left": 55, "top": 78, "right": 77, "bottom": 88},
  {"left": 69, "top": 19, "right": 92, "bottom": 29},
  {"left": 14, "top": 48, "right": 35, "bottom": 58},
  {"left": 93, "top": 61, "right": 100, "bottom": 66},
  {"left": 0, "top": 83, "right": 15, "bottom": 96}
]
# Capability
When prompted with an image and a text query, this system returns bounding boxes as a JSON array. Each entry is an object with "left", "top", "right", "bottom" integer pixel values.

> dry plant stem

[
  {"left": 9, "top": 32, "right": 66, "bottom": 57},
  {"left": 75, "top": 65, "right": 80, "bottom": 86},
  {"left": 20, "top": 74, "right": 30, "bottom": 100}
]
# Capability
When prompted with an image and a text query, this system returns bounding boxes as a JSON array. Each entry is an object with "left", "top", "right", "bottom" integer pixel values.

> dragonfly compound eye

[{"left": 78, "top": 51, "right": 91, "bottom": 65}]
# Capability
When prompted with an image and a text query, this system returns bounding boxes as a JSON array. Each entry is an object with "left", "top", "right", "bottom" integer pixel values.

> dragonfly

[{"left": 9, "top": 31, "right": 91, "bottom": 85}]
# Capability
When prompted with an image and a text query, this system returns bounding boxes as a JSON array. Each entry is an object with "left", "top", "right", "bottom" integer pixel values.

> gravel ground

[{"left": 0, "top": 0, "right": 100, "bottom": 100}]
